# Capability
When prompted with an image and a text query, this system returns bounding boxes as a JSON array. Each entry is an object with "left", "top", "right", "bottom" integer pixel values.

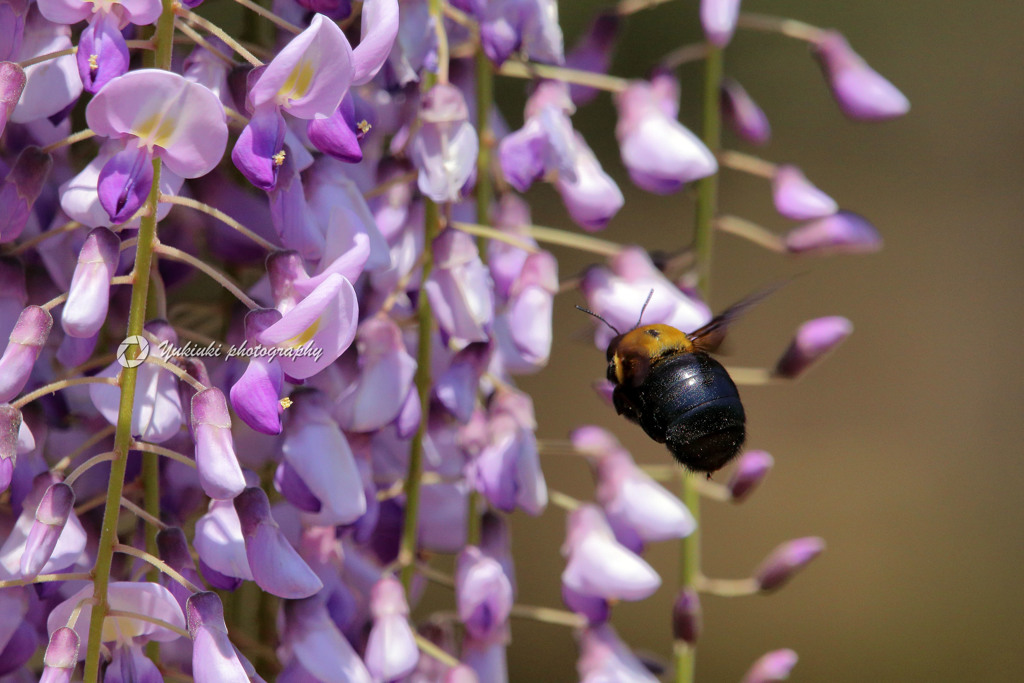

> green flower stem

[
  {"left": 399, "top": 200, "right": 439, "bottom": 593},
  {"left": 82, "top": 3, "right": 175, "bottom": 677},
  {"left": 466, "top": 49, "right": 495, "bottom": 547},
  {"left": 400, "top": 0, "right": 447, "bottom": 595},
  {"left": 676, "top": 43, "right": 724, "bottom": 683}
]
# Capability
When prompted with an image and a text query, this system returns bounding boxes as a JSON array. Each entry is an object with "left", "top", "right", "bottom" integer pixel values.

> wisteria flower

[{"left": 85, "top": 69, "right": 227, "bottom": 222}]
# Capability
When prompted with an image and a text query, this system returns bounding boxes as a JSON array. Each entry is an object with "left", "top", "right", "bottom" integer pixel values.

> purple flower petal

[
  {"left": 556, "top": 132, "right": 623, "bottom": 230},
  {"left": 336, "top": 316, "right": 416, "bottom": 432},
  {"left": 258, "top": 272, "right": 359, "bottom": 380},
  {"left": 580, "top": 247, "right": 710, "bottom": 349},
  {"left": 9, "top": 13, "right": 82, "bottom": 125},
  {"left": 727, "top": 449, "right": 773, "bottom": 502},
  {"left": 0, "top": 404, "right": 20, "bottom": 492},
  {"left": 0, "top": 62, "right": 26, "bottom": 135},
  {"left": 742, "top": 649, "right": 799, "bottom": 683},
  {"left": 562, "top": 505, "right": 661, "bottom": 601},
  {"left": 106, "top": 643, "right": 163, "bottom": 683},
  {"left": 20, "top": 481, "right": 74, "bottom": 576},
  {"left": 755, "top": 537, "right": 826, "bottom": 591},
  {"left": 700, "top": 0, "right": 740, "bottom": 47},
  {"left": 412, "top": 84, "right": 479, "bottom": 203},
  {"left": 616, "top": 76, "right": 716, "bottom": 194},
  {"left": 89, "top": 327, "right": 184, "bottom": 443},
  {"left": 230, "top": 359, "right": 285, "bottom": 435},
  {"left": 61, "top": 227, "right": 119, "bottom": 337},
  {"left": 282, "top": 391, "right": 366, "bottom": 525},
  {"left": 0, "top": 145, "right": 51, "bottom": 242},
  {"left": 813, "top": 31, "right": 909, "bottom": 121},
  {"left": 194, "top": 500, "right": 254, "bottom": 584},
  {"left": 426, "top": 229, "right": 495, "bottom": 344},
  {"left": 772, "top": 165, "right": 838, "bottom": 220},
  {"left": 76, "top": 11, "right": 128, "bottom": 93},
  {"left": 40, "top": 627, "right": 79, "bottom": 683},
  {"left": 192, "top": 387, "right": 246, "bottom": 500},
  {"left": 577, "top": 624, "right": 659, "bottom": 683},
  {"left": 564, "top": 13, "right": 619, "bottom": 106},
  {"left": 234, "top": 486, "right": 323, "bottom": 598},
  {"left": 250, "top": 13, "right": 354, "bottom": 119},
  {"left": 0, "top": 305, "right": 52, "bottom": 402},
  {"left": 497, "top": 118, "right": 547, "bottom": 193},
  {"left": 783, "top": 210, "right": 882, "bottom": 255},
  {"left": 284, "top": 597, "right": 373, "bottom": 683},
  {"left": 672, "top": 588, "right": 702, "bottom": 645},
  {"left": 60, "top": 139, "right": 184, "bottom": 229},
  {"left": 46, "top": 582, "right": 186, "bottom": 650},
  {"left": 97, "top": 139, "right": 152, "bottom": 223},
  {"left": 86, "top": 69, "right": 228, "bottom": 177},
  {"left": 186, "top": 592, "right": 250, "bottom": 683},
  {"left": 365, "top": 576, "right": 419, "bottom": 680},
  {"left": 456, "top": 546, "right": 513, "bottom": 641},
  {"left": 233, "top": 103, "right": 288, "bottom": 191},
  {"left": 267, "top": 154, "right": 325, "bottom": 258},
  {"left": 307, "top": 94, "right": 364, "bottom": 163},
  {"left": 351, "top": 0, "right": 400, "bottom": 85},
  {"left": 773, "top": 316, "right": 853, "bottom": 379},
  {"left": 721, "top": 77, "right": 771, "bottom": 145}
]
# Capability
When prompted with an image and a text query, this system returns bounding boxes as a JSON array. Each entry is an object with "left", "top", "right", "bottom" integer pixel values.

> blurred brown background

[{"left": 496, "top": 1, "right": 1024, "bottom": 680}]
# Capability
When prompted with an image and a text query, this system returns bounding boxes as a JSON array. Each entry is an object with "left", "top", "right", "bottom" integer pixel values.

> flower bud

[
  {"left": 0, "top": 305, "right": 52, "bottom": 402},
  {"left": 157, "top": 527, "right": 204, "bottom": 610},
  {"left": 721, "top": 78, "right": 770, "bottom": 145},
  {"left": 701, "top": 0, "right": 740, "bottom": 47},
  {"left": 755, "top": 537, "right": 825, "bottom": 591},
  {"left": 672, "top": 588, "right": 702, "bottom": 645},
  {"left": 772, "top": 165, "right": 838, "bottom": 221},
  {"left": 564, "top": 13, "right": 619, "bottom": 106},
  {"left": 192, "top": 388, "right": 246, "bottom": 500},
  {"left": 176, "top": 357, "right": 212, "bottom": 437},
  {"left": 741, "top": 649, "right": 799, "bottom": 683},
  {"left": 234, "top": 486, "right": 323, "bottom": 598},
  {"left": 727, "top": 450, "right": 774, "bottom": 502},
  {"left": 365, "top": 575, "right": 419, "bottom": 681},
  {"left": 40, "top": 627, "right": 79, "bottom": 683},
  {"left": 61, "top": 227, "right": 120, "bottom": 338},
  {"left": 20, "top": 482, "right": 74, "bottom": 577},
  {"left": 773, "top": 317, "right": 853, "bottom": 379},
  {"left": 0, "top": 403, "right": 21, "bottom": 492},
  {"left": 813, "top": 31, "right": 909, "bottom": 121},
  {"left": 186, "top": 591, "right": 250, "bottom": 682},
  {"left": 0, "top": 62, "right": 26, "bottom": 137},
  {"left": 0, "top": 145, "right": 51, "bottom": 242},
  {"left": 784, "top": 210, "right": 882, "bottom": 255}
]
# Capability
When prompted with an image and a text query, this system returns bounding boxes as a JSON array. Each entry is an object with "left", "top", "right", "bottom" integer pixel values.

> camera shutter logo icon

[{"left": 116, "top": 335, "right": 150, "bottom": 368}]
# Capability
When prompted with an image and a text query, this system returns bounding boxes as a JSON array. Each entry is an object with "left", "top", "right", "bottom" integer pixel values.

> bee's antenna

[
  {"left": 575, "top": 305, "right": 621, "bottom": 335},
  {"left": 635, "top": 289, "right": 655, "bottom": 329}
]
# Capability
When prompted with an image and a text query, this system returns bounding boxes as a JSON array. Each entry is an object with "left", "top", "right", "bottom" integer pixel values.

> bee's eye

[{"left": 606, "top": 361, "right": 617, "bottom": 383}]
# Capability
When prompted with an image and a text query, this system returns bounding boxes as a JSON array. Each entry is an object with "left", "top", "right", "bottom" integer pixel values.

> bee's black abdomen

[{"left": 629, "top": 352, "right": 746, "bottom": 473}]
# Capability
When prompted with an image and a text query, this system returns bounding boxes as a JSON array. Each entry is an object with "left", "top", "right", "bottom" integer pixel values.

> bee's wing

[{"left": 688, "top": 283, "right": 785, "bottom": 353}]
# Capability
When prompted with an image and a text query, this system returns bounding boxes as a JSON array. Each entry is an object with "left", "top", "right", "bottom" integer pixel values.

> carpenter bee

[{"left": 579, "top": 289, "right": 773, "bottom": 474}]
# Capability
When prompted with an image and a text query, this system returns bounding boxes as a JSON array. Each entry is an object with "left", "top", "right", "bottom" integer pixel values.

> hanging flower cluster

[{"left": 0, "top": 0, "right": 906, "bottom": 680}]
